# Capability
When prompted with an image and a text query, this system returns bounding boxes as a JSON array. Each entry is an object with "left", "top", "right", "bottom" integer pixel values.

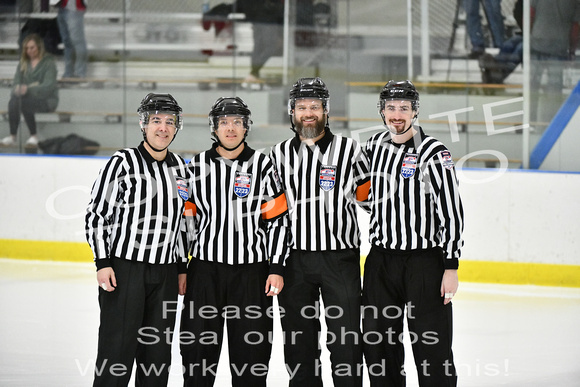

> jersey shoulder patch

[{"left": 439, "top": 150, "right": 455, "bottom": 170}]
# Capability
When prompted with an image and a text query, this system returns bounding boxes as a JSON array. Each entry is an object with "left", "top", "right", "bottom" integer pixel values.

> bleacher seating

[
  {"left": 0, "top": 12, "right": 253, "bottom": 60},
  {"left": 0, "top": 8, "right": 549, "bottom": 169}
]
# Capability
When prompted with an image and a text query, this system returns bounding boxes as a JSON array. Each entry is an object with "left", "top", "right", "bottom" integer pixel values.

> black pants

[
  {"left": 278, "top": 249, "right": 363, "bottom": 387},
  {"left": 93, "top": 258, "right": 179, "bottom": 387},
  {"left": 180, "top": 259, "right": 273, "bottom": 387},
  {"left": 8, "top": 94, "right": 52, "bottom": 136},
  {"left": 362, "top": 247, "right": 457, "bottom": 387}
]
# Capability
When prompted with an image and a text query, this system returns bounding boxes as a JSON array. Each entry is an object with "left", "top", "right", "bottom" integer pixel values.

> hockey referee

[
  {"left": 179, "top": 97, "right": 290, "bottom": 386},
  {"left": 269, "top": 77, "right": 370, "bottom": 387},
  {"left": 85, "top": 93, "right": 190, "bottom": 386},
  {"left": 362, "top": 80, "right": 464, "bottom": 387}
]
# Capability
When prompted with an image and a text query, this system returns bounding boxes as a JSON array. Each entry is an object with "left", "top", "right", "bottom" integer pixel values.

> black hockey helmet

[
  {"left": 208, "top": 96, "right": 252, "bottom": 133},
  {"left": 288, "top": 77, "right": 330, "bottom": 115},
  {"left": 378, "top": 80, "right": 420, "bottom": 113},
  {"left": 138, "top": 93, "right": 183, "bottom": 131}
]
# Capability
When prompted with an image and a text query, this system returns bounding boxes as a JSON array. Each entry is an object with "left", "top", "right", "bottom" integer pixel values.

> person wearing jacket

[{"left": 1, "top": 33, "right": 58, "bottom": 147}]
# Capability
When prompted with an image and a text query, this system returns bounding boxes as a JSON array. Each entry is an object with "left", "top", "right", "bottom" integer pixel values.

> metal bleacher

[
  {"left": 0, "top": 11, "right": 253, "bottom": 60},
  {"left": 0, "top": 5, "right": 544, "bottom": 169}
]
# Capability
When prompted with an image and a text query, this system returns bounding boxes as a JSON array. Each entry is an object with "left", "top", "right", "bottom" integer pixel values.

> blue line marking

[{"left": 529, "top": 81, "right": 580, "bottom": 169}]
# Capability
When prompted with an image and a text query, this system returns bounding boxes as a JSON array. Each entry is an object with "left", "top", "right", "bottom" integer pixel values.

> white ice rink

[{"left": 1, "top": 258, "right": 579, "bottom": 387}]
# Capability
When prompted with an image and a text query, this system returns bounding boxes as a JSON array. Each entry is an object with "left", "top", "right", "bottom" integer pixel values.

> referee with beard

[{"left": 269, "top": 77, "right": 370, "bottom": 387}]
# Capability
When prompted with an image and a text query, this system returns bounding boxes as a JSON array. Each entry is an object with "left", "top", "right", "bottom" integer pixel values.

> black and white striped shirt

[
  {"left": 269, "top": 129, "right": 370, "bottom": 251},
  {"left": 185, "top": 143, "right": 290, "bottom": 274},
  {"left": 365, "top": 128, "right": 464, "bottom": 268},
  {"left": 85, "top": 142, "right": 190, "bottom": 270}
]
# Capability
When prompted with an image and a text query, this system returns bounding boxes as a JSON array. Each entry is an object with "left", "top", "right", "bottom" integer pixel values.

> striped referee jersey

[
  {"left": 269, "top": 129, "right": 370, "bottom": 251},
  {"left": 85, "top": 142, "right": 190, "bottom": 270},
  {"left": 365, "top": 127, "right": 464, "bottom": 268},
  {"left": 185, "top": 143, "right": 290, "bottom": 274}
]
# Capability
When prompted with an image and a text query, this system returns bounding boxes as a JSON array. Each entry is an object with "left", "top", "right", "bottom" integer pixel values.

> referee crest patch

[
  {"left": 234, "top": 172, "right": 252, "bottom": 198},
  {"left": 319, "top": 165, "right": 336, "bottom": 191},
  {"left": 440, "top": 150, "right": 455, "bottom": 170},
  {"left": 175, "top": 177, "right": 189, "bottom": 200},
  {"left": 401, "top": 153, "right": 418, "bottom": 178}
]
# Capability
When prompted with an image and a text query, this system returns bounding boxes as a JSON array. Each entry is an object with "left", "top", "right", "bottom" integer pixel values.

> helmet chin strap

[
  {"left": 212, "top": 131, "right": 247, "bottom": 152},
  {"left": 142, "top": 129, "right": 176, "bottom": 153},
  {"left": 289, "top": 116, "right": 298, "bottom": 134}
]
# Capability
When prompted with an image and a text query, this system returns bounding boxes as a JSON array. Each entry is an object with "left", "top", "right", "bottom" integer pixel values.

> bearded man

[{"left": 269, "top": 77, "right": 370, "bottom": 387}]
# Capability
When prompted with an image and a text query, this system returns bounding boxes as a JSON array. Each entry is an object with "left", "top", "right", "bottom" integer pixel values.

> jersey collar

[
  {"left": 387, "top": 126, "right": 427, "bottom": 148},
  {"left": 291, "top": 127, "right": 334, "bottom": 153},
  {"left": 208, "top": 141, "right": 254, "bottom": 162},
  {"left": 138, "top": 141, "right": 178, "bottom": 166}
]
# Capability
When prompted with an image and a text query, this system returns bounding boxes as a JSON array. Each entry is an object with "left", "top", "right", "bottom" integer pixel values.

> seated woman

[{"left": 2, "top": 33, "right": 58, "bottom": 146}]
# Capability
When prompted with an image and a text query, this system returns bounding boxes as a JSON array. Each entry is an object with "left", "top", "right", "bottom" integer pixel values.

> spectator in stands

[
  {"left": 529, "top": 0, "right": 580, "bottom": 130},
  {"left": 479, "top": 0, "right": 523, "bottom": 84},
  {"left": 56, "top": 0, "right": 88, "bottom": 80},
  {"left": 237, "top": 0, "right": 284, "bottom": 86},
  {"left": 464, "top": 0, "right": 505, "bottom": 58},
  {"left": 1, "top": 34, "right": 58, "bottom": 147}
]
